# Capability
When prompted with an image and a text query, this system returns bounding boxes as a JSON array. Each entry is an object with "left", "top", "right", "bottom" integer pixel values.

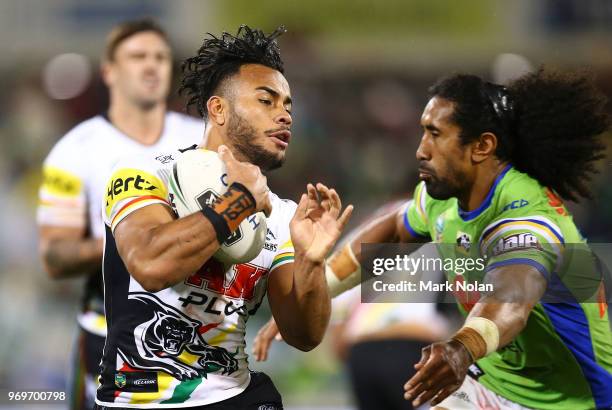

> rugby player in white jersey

[
  {"left": 37, "top": 18, "right": 204, "bottom": 410},
  {"left": 94, "top": 25, "right": 352, "bottom": 410}
]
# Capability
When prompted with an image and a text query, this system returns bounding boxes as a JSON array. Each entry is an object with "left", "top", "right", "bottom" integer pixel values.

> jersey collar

[
  {"left": 101, "top": 111, "right": 168, "bottom": 146},
  {"left": 458, "top": 164, "right": 512, "bottom": 221}
]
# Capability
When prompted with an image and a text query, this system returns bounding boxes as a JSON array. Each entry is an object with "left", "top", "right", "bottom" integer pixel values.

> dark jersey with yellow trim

[{"left": 97, "top": 150, "right": 297, "bottom": 407}]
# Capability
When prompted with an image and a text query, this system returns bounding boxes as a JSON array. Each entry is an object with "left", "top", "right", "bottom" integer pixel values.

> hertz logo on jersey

[
  {"left": 105, "top": 168, "right": 167, "bottom": 217},
  {"left": 41, "top": 166, "right": 83, "bottom": 197}
]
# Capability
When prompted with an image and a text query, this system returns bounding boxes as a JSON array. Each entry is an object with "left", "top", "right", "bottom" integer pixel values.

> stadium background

[{"left": 0, "top": 0, "right": 611, "bottom": 408}]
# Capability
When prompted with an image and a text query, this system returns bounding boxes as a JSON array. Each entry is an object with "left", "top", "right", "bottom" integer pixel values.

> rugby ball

[{"left": 168, "top": 148, "right": 267, "bottom": 264}]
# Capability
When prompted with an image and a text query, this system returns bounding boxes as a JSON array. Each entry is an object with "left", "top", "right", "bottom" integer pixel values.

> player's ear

[
  {"left": 100, "top": 60, "right": 113, "bottom": 87},
  {"left": 207, "top": 96, "right": 226, "bottom": 126},
  {"left": 471, "top": 132, "right": 497, "bottom": 163}
]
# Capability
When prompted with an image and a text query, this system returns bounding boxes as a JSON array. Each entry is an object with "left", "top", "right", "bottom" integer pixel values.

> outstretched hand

[
  {"left": 252, "top": 316, "right": 282, "bottom": 361},
  {"left": 404, "top": 340, "right": 472, "bottom": 407},
  {"left": 290, "top": 183, "right": 353, "bottom": 262}
]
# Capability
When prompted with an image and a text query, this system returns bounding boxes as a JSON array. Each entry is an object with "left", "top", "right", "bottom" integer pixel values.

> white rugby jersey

[
  {"left": 97, "top": 148, "right": 296, "bottom": 407},
  {"left": 37, "top": 112, "right": 204, "bottom": 336}
]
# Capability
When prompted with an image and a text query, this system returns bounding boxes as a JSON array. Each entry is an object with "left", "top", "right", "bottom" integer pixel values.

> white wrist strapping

[
  {"left": 464, "top": 317, "right": 500, "bottom": 356},
  {"left": 325, "top": 243, "right": 362, "bottom": 298}
]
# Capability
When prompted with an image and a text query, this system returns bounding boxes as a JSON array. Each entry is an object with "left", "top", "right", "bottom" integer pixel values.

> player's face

[
  {"left": 105, "top": 31, "right": 172, "bottom": 109},
  {"left": 416, "top": 97, "right": 472, "bottom": 200},
  {"left": 224, "top": 64, "right": 292, "bottom": 171}
]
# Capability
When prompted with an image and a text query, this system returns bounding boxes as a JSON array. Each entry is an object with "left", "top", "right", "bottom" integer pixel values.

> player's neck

[
  {"left": 107, "top": 100, "right": 166, "bottom": 145},
  {"left": 203, "top": 127, "right": 221, "bottom": 152},
  {"left": 202, "top": 128, "right": 249, "bottom": 162},
  {"left": 459, "top": 161, "right": 509, "bottom": 212}
]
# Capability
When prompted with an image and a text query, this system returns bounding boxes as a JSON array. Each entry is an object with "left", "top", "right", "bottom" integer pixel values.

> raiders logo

[{"left": 456, "top": 231, "right": 471, "bottom": 252}]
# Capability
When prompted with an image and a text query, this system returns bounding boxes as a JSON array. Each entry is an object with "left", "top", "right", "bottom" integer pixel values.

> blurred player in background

[
  {"left": 37, "top": 18, "right": 204, "bottom": 410},
  {"left": 94, "top": 25, "right": 352, "bottom": 409},
  {"left": 253, "top": 200, "right": 450, "bottom": 410},
  {"left": 329, "top": 286, "right": 446, "bottom": 410},
  {"left": 319, "top": 69, "right": 612, "bottom": 409}
]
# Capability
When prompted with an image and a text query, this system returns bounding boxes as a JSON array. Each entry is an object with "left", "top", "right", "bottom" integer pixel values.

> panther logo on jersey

[
  {"left": 117, "top": 293, "right": 238, "bottom": 381},
  {"left": 153, "top": 312, "right": 197, "bottom": 354}
]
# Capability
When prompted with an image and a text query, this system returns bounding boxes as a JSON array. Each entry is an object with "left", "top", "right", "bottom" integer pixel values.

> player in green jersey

[
  {"left": 251, "top": 69, "right": 611, "bottom": 409},
  {"left": 350, "top": 69, "right": 611, "bottom": 409}
]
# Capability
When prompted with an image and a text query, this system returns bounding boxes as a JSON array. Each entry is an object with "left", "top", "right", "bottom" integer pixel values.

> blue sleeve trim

[
  {"left": 403, "top": 210, "right": 430, "bottom": 239},
  {"left": 541, "top": 302, "right": 612, "bottom": 408},
  {"left": 485, "top": 257, "right": 550, "bottom": 281}
]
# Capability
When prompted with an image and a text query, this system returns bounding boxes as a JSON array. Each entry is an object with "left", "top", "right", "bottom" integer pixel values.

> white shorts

[{"left": 434, "top": 375, "right": 532, "bottom": 410}]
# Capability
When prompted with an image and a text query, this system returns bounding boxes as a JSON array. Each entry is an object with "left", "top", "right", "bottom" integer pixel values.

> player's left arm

[
  {"left": 267, "top": 183, "right": 353, "bottom": 351},
  {"left": 404, "top": 263, "right": 547, "bottom": 407}
]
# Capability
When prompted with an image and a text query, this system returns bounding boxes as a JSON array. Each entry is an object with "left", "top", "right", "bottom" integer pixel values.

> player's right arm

[
  {"left": 345, "top": 197, "right": 424, "bottom": 257},
  {"left": 404, "top": 213, "right": 561, "bottom": 407},
  {"left": 39, "top": 226, "right": 103, "bottom": 279},
  {"left": 112, "top": 145, "right": 272, "bottom": 292},
  {"left": 37, "top": 138, "right": 103, "bottom": 279},
  {"left": 403, "top": 263, "right": 547, "bottom": 407}
]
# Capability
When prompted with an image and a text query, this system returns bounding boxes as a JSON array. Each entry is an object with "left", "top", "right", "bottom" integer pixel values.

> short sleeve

[
  {"left": 479, "top": 215, "right": 564, "bottom": 281},
  {"left": 37, "top": 139, "right": 87, "bottom": 228},
  {"left": 103, "top": 156, "right": 170, "bottom": 232},
  {"left": 403, "top": 182, "right": 431, "bottom": 239},
  {"left": 269, "top": 199, "right": 297, "bottom": 273}
]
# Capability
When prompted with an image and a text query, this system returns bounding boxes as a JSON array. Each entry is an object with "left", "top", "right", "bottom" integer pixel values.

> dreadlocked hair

[
  {"left": 508, "top": 68, "right": 608, "bottom": 201},
  {"left": 180, "top": 25, "right": 286, "bottom": 119},
  {"left": 430, "top": 69, "right": 609, "bottom": 202},
  {"left": 429, "top": 74, "right": 516, "bottom": 163}
]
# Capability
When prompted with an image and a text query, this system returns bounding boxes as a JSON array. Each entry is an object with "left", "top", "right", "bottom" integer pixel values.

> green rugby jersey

[{"left": 404, "top": 165, "right": 612, "bottom": 410}]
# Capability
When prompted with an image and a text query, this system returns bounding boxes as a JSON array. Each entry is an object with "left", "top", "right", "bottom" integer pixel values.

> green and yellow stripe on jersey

[{"left": 270, "top": 240, "right": 294, "bottom": 272}]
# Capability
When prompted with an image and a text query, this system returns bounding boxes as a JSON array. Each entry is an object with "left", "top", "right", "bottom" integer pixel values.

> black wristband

[
  {"left": 200, "top": 182, "right": 258, "bottom": 245},
  {"left": 201, "top": 206, "right": 232, "bottom": 244},
  {"left": 228, "top": 182, "right": 256, "bottom": 208}
]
